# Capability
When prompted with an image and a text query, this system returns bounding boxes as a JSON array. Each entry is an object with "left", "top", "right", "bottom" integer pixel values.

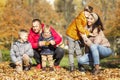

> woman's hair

[
  {"left": 91, "top": 14, "right": 104, "bottom": 33},
  {"left": 84, "top": 5, "right": 93, "bottom": 13},
  {"left": 87, "top": 13, "right": 104, "bottom": 33}
]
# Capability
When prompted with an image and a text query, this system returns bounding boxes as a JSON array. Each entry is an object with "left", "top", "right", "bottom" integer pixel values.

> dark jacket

[{"left": 39, "top": 34, "right": 55, "bottom": 55}]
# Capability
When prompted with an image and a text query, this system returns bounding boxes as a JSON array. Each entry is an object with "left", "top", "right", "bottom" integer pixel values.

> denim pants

[
  {"left": 67, "top": 36, "right": 82, "bottom": 66},
  {"left": 78, "top": 44, "right": 112, "bottom": 65}
]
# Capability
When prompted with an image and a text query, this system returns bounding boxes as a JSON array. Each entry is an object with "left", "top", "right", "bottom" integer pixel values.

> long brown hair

[{"left": 91, "top": 14, "right": 104, "bottom": 33}]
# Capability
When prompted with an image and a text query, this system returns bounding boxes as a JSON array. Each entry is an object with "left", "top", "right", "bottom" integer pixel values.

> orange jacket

[{"left": 66, "top": 11, "right": 90, "bottom": 40}]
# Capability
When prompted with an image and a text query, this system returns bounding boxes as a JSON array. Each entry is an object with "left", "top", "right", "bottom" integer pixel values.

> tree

[
  {"left": 0, "top": 0, "right": 65, "bottom": 49},
  {"left": 54, "top": 0, "right": 75, "bottom": 28}
]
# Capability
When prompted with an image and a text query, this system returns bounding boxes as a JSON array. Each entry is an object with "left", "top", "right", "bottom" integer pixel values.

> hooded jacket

[
  {"left": 28, "top": 24, "right": 62, "bottom": 49},
  {"left": 66, "top": 11, "right": 90, "bottom": 40},
  {"left": 10, "top": 41, "right": 34, "bottom": 63}
]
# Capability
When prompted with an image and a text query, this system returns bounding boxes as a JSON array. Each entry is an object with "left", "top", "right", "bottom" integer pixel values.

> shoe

[
  {"left": 23, "top": 65, "right": 31, "bottom": 71},
  {"left": 92, "top": 69, "right": 100, "bottom": 75},
  {"left": 92, "top": 64, "right": 100, "bottom": 75},
  {"left": 79, "top": 67, "right": 85, "bottom": 72},
  {"left": 36, "top": 64, "right": 41, "bottom": 69},
  {"left": 54, "top": 65, "right": 60, "bottom": 70},
  {"left": 16, "top": 65, "right": 23, "bottom": 72},
  {"left": 42, "top": 67, "right": 46, "bottom": 71},
  {"left": 49, "top": 67, "right": 54, "bottom": 71},
  {"left": 69, "top": 66, "right": 74, "bottom": 72},
  {"left": 78, "top": 64, "right": 85, "bottom": 72}
]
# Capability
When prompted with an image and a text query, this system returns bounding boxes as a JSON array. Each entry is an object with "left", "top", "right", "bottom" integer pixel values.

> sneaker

[
  {"left": 69, "top": 66, "right": 75, "bottom": 72},
  {"left": 36, "top": 64, "right": 41, "bottom": 69},
  {"left": 92, "top": 69, "right": 100, "bottom": 75},
  {"left": 54, "top": 65, "right": 60, "bottom": 70},
  {"left": 42, "top": 67, "right": 46, "bottom": 71},
  {"left": 23, "top": 65, "right": 31, "bottom": 71},
  {"left": 16, "top": 65, "right": 23, "bottom": 73},
  {"left": 79, "top": 66, "right": 85, "bottom": 72},
  {"left": 49, "top": 67, "right": 54, "bottom": 71},
  {"left": 78, "top": 64, "right": 85, "bottom": 72}
]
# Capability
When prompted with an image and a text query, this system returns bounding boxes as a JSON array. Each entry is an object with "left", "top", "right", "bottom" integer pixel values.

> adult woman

[{"left": 78, "top": 13, "right": 113, "bottom": 75}]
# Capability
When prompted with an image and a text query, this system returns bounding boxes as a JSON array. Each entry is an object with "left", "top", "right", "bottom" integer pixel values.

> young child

[
  {"left": 10, "top": 29, "right": 34, "bottom": 72},
  {"left": 39, "top": 25, "right": 55, "bottom": 71},
  {"left": 66, "top": 5, "right": 93, "bottom": 71}
]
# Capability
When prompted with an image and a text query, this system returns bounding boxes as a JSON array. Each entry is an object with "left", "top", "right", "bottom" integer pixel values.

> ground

[{"left": 0, "top": 62, "right": 120, "bottom": 80}]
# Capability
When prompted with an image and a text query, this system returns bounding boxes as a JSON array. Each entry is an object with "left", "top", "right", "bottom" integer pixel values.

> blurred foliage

[
  {"left": 0, "top": 0, "right": 65, "bottom": 49},
  {"left": 0, "top": 0, "right": 120, "bottom": 50},
  {"left": 0, "top": 53, "right": 120, "bottom": 79}
]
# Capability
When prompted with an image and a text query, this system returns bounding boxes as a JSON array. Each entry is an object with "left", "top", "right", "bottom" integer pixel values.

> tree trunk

[{"left": 0, "top": 50, "right": 2, "bottom": 62}]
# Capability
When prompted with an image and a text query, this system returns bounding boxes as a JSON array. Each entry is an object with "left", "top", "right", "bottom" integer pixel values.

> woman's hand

[
  {"left": 80, "top": 33, "right": 93, "bottom": 46},
  {"left": 84, "top": 38, "right": 93, "bottom": 46},
  {"left": 89, "top": 33, "right": 96, "bottom": 37}
]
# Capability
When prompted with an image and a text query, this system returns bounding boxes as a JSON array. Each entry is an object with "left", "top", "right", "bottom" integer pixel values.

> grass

[
  {"left": 0, "top": 50, "right": 10, "bottom": 61},
  {"left": 60, "top": 54, "right": 78, "bottom": 68},
  {"left": 0, "top": 49, "right": 120, "bottom": 68}
]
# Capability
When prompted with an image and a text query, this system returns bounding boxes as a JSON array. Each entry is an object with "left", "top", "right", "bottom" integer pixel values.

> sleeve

[
  {"left": 28, "top": 33, "right": 38, "bottom": 49},
  {"left": 25, "top": 43, "right": 34, "bottom": 57},
  {"left": 10, "top": 43, "right": 18, "bottom": 63},
  {"left": 93, "top": 29, "right": 103, "bottom": 44},
  {"left": 75, "top": 13, "right": 90, "bottom": 36},
  {"left": 50, "top": 27, "right": 62, "bottom": 45}
]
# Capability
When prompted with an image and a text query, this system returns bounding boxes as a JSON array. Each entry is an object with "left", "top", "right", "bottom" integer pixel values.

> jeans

[
  {"left": 78, "top": 44, "right": 112, "bottom": 65},
  {"left": 67, "top": 36, "right": 82, "bottom": 66}
]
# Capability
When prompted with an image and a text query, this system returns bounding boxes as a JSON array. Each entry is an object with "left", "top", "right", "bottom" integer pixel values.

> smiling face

[
  {"left": 43, "top": 26, "right": 51, "bottom": 38},
  {"left": 43, "top": 29, "right": 51, "bottom": 38},
  {"left": 32, "top": 21, "right": 41, "bottom": 33},
  {"left": 87, "top": 14, "right": 96, "bottom": 26},
  {"left": 19, "top": 32, "right": 28, "bottom": 42}
]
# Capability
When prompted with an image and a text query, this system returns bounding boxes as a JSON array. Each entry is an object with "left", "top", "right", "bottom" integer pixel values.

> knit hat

[{"left": 91, "top": 12, "right": 98, "bottom": 22}]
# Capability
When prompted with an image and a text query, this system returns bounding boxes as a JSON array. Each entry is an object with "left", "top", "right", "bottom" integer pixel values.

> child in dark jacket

[
  {"left": 39, "top": 25, "right": 55, "bottom": 71},
  {"left": 10, "top": 29, "right": 34, "bottom": 72}
]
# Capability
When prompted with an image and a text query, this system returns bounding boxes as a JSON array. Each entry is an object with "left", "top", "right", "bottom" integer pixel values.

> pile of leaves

[{"left": 0, "top": 62, "right": 120, "bottom": 80}]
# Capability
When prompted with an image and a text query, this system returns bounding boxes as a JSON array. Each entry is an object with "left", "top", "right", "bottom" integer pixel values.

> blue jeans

[{"left": 78, "top": 44, "right": 112, "bottom": 65}]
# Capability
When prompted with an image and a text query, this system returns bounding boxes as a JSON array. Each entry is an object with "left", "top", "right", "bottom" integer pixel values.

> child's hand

[
  {"left": 81, "top": 34, "right": 87, "bottom": 40},
  {"left": 15, "top": 61, "right": 21, "bottom": 66},
  {"left": 49, "top": 40, "right": 55, "bottom": 45},
  {"left": 39, "top": 41, "right": 46, "bottom": 46},
  {"left": 23, "top": 54, "right": 29, "bottom": 59},
  {"left": 89, "top": 33, "right": 95, "bottom": 37}
]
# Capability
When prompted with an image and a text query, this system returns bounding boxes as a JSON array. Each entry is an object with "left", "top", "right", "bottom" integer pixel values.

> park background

[{"left": 0, "top": 0, "right": 120, "bottom": 80}]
